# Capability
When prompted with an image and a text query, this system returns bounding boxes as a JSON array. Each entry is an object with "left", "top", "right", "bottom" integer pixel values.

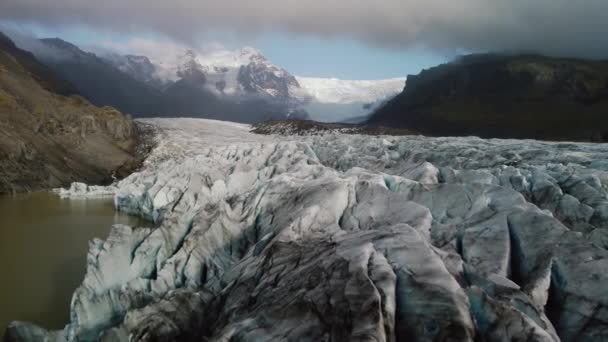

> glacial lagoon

[{"left": 0, "top": 192, "right": 149, "bottom": 338}]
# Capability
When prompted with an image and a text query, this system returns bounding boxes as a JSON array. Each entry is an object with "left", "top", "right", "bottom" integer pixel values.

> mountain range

[
  {"left": 8, "top": 34, "right": 405, "bottom": 123},
  {"left": 9, "top": 32, "right": 605, "bottom": 142}
]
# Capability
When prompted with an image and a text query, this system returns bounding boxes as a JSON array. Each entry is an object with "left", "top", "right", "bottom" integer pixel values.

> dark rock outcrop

[{"left": 369, "top": 53, "right": 608, "bottom": 142}]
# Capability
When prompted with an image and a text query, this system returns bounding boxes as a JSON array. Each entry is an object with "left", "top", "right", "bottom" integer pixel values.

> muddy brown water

[{"left": 0, "top": 192, "right": 149, "bottom": 338}]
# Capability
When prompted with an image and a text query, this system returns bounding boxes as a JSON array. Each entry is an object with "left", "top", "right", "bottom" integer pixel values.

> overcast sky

[{"left": 1, "top": 0, "right": 607, "bottom": 79}]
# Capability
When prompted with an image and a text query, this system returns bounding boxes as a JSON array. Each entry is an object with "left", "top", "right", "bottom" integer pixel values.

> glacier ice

[{"left": 11, "top": 118, "right": 608, "bottom": 342}]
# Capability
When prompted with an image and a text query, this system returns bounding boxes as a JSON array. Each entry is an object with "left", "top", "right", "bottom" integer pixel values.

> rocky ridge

[
  {"left": 369, "top": 53, "right": 608, "bottom": 142},
  {"left": 0, "top": 33, "right": 142, "bottom": 194},
  {"left": 6, "top": 118, "right": 608, "bottom": 341},
  {"left": 104, "top": 54, "right": 167, "bottom": 90}
]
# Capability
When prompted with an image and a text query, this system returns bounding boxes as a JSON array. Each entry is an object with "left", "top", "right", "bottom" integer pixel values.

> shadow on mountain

[
  {"left": 24, "top": 37, "right": 305, "bottom": 123},
  {"left": 369, "top": 53, "right": 608, "bottom": 142}
]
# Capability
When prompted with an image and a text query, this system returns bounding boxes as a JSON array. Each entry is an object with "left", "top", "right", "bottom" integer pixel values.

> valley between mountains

[
  {"left": 6, "top": 118, "right": 608, "bottom": 342},
  {"left": 9, "top": 34, "right": 405, "bottom": 124}
]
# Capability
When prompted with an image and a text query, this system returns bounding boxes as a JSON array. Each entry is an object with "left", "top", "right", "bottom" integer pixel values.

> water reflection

[{"left": 0, "top": 192, "right": 149, "bottom": 338}]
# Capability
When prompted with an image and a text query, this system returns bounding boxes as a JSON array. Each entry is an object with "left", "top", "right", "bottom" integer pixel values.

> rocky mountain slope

[
  {"left": 7, "top": 118, "right": 608, "bottom": 341},
  {"left": 19, "top": 39, "right": 304, "bottom": 123},
  {"left": 109, "top": 46, "right": 302, "bottom": 100},
  {"left": 369, "top": 53, "right": 608, "bottom": 142},
  {"left": 0, "top": 33, "right": 77, "bottom": 97},
  {"left": 0, "top": 33, "right": 142, "bottom": 193},
  {"left": 104, "top": 54, "right": 167, "bottom": 90},
  {"left": 35, "top": 38, "right": 167, "bottom": 117}
]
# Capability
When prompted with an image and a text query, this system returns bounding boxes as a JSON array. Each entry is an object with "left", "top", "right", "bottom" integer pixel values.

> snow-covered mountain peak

[
  {"left": 238, "top": 46, "right": 265, "bottom": 62},
  {"left": 175, "top": 49, "right": 207, "bottom": 79},
  {"left": 101, "top": 42, "right": 407, "bottom": 122},
  {"left": 149, "top": 46, "right": 299, "bottom": 98},
  {"left": 190, "top": 46, "right": 270, "bottom": 71}
]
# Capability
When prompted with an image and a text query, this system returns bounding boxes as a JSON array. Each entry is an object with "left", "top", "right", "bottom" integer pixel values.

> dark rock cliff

[{"left": 369, "top": 54, "right": 608, "bottom": 142}]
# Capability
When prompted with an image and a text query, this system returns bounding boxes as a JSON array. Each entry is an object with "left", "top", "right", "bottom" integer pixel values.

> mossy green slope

[{"left": 369, "top": 54, "right": 608, "bottom": 142}]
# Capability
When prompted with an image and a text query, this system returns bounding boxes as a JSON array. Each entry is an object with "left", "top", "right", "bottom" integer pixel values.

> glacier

[
  {"left": 6, "top": 118, "right": 608, "bottom": 342},
  {"left": 295, "top": 77, "right": 406, "bottom": 105}
]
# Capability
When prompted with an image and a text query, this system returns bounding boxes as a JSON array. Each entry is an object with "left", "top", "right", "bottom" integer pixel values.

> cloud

[
  {"left": 96, "top": 38, "right": 188, "bottom": 63},
  {"left": 1, "top": 26, "right": 77, "bottom": 61},
  {"left": 1, "top": 0, "right": 607, "bottom": 58}
]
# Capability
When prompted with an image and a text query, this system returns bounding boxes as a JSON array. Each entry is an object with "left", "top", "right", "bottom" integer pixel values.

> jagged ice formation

[{"left": 7, "top": 118, "right": 608, "bottom": 342}]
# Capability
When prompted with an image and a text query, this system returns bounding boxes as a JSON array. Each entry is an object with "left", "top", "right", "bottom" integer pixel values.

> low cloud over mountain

[{"left": 1, "top": 0, "right": 608, "bottom": 59}]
